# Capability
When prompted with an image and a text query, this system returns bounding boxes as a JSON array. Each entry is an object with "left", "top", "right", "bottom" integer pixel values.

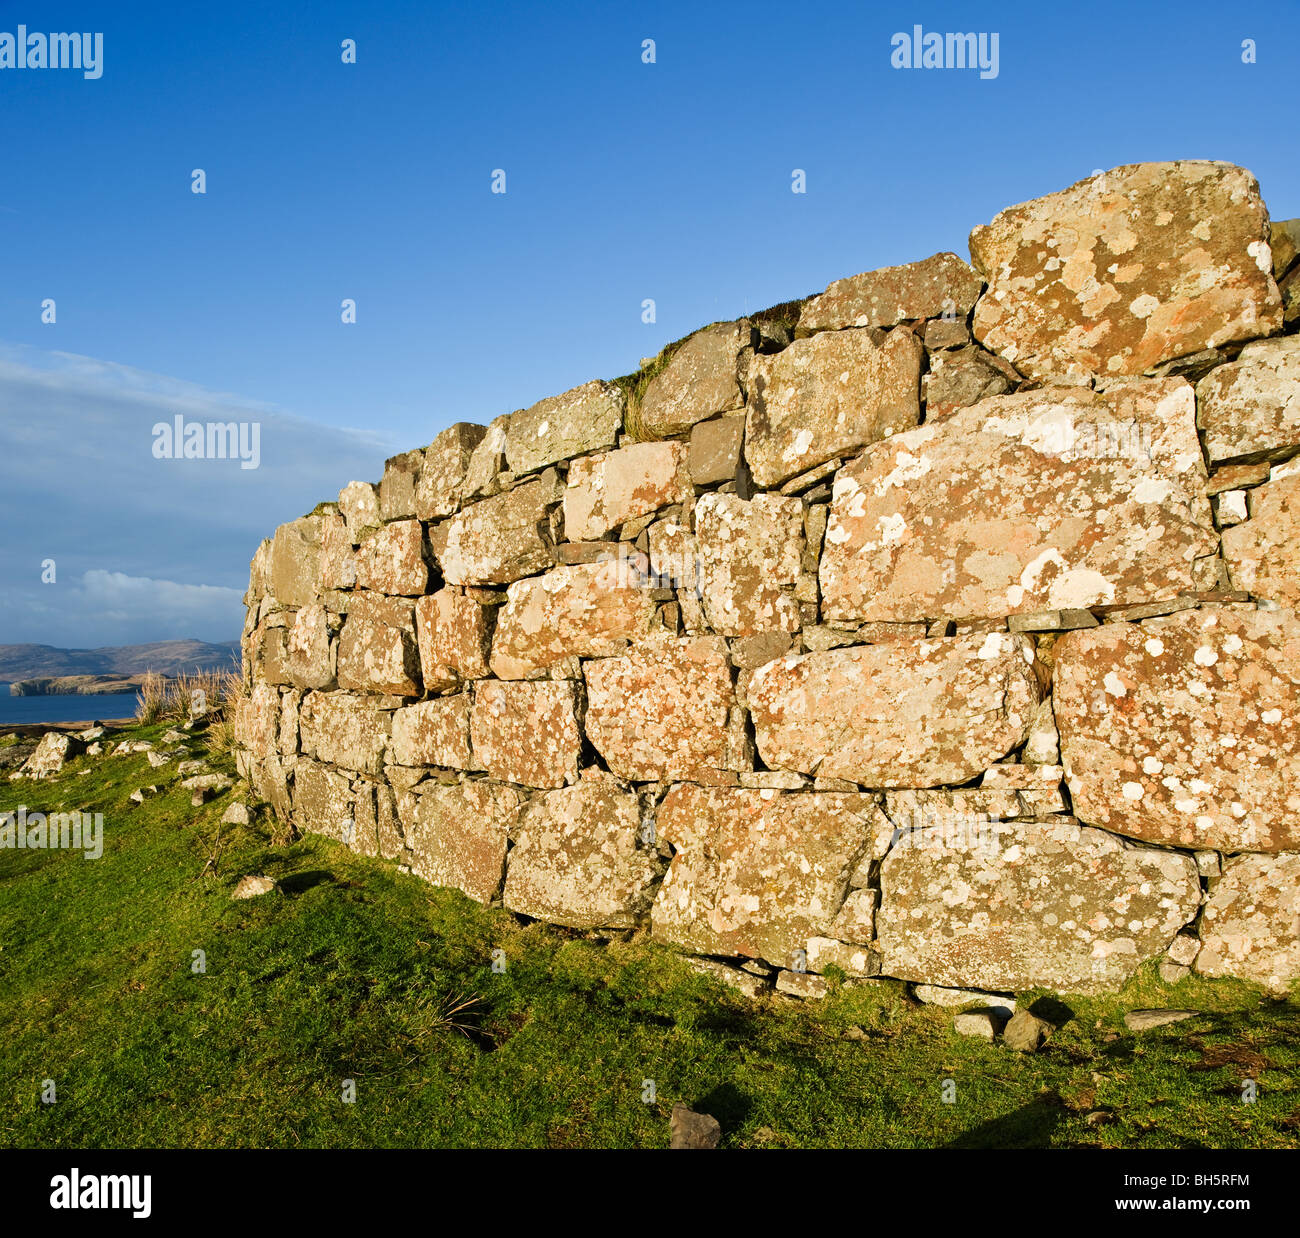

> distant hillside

[{"left": 0, "top": 640, "right": 240, "bottom": 682}]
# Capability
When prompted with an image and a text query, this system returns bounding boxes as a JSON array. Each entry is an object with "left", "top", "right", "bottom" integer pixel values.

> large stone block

[
  {"left": 293, "top": 757, "right": 354, "bottom": 842},
  {"left": 819, "top": 381, "right": 1217, "bottom": 624},
  {"left": 489, "top": 559, "right": 657, "bottom": 679},
  {"left": 408, "top": 780, "right": 521, "bottom": 903},
  {"left": 378, "top": 449, "right": 423, "bottom": 520},
  {"left": 319, "top": 509, "right": 357, "bottom": 590},
  {"left": 298, "top": 690, "right": 392, "bottom": 775},
  {"left": 799, "top": 252, "right": 983, "bottom": 333},
  {"left": 695, "top": 493, "right": 803, "bottom": 636},
  {"left": 637, "top": 321, "right": 751, "bottom": 438},
  {"left": 338, "top": 481, "right": 381, "bottom": 544},
  {"left": 505, "top": 379, "right": 624, "bottom": 476},
  {"left": 354, "top": 519, "right": 428, "bottom": 596},
  {"left": 337, "top": 594, "right": 421, "bottom": 696},
  {"left": 414, "top": 588, "right": 492, "bottom": 692},
  {"left": 1222, "top": 471, "right": 1300, "bottom": 606},
  {"left": 1197, "top": 336, "right": 1300, "bottom": 465},
  {"left": 748, "top": 633, "right": 1040, "bottom": 786},
  {"left": 438, "top": 474, "right": 561, "bottom": 586},
  {"left": 503, "top": 774, "right": 661, "bottom": 929},
  {"left": 415, "top": 422, "right": 487, "bottom": 520},
  {"left": 1054, "top": 609, "right": 1300, "bottom": 852},
  {"left": 563, "top": 441, "right": 691, "bottom": 540},
  {"left": 390, "top": 695, "right": 474, "bottom": 769},
  {"left": 876, "top": 816, "right": 1200, "bottom": 993},
  {"left": 744, "top": 327, "right": 922, "bottom": 488},
  {"left": 584, "top": 636, "right": 737, "bottom": 781},
  {"left": 470, "top": 681, "right": 581, "bottom": 788},
  {"left": 1196, "top": 853, "right": 1300, "bottom": 995},
  {"left": 269, "top": 514, "right": 322, "bottom": 607},
  {"left": 287, "top": 603, "right": 334, "bottom": 690},
  {"left": 651, "top": 786, "right": 876, "bottom": 963},
  {"left": 969, "top": 161, "right": 1282, "bottom": 380}
]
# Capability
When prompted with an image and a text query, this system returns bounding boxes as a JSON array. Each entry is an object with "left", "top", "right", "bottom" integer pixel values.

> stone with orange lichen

[
  {"left": 414, "top": 588, "right": 493, "bottom": 692},
  {"left": 583, "top": 636, "right": 738, "bottom": 781},
  {"left": 969, "top": 161, "right": 1281, "bottom": 380},
  {"left": 819, "top": 379, "right": 1217, "bottom": 624},
  {"left": 1054, "top": 608, "right": 1300, "bottom": 852},
  {"left": 354, "top": 519, "right": 427, "bottom": 596},
  {"left": 503, "top": 774, "right": 662, "bottom": 929},
  {"left": 489, "top": 558, "right": 657, "bottom": 679},
  {"left": 744, "top": 327, "right": 922, "bottom": 487},
  {"left": 1195, "top": 853, "right": 1300, "bottom": 994},
  {"left": 469, "top": 680, "right": 581, "bottom": 789},
  {"left": 695, "top": 493, "right": 804, "bottom": 636},
  {"left": 407, "top": 780, "right": 521, "bottom": 904},
  {"left": 747, "top": 632, "right": 1040, "bottom": 787},
  {"left": 650, "top": 785, "right": 876, "bottom": 962},
  {"left": 563, "top": 440, "right": 692, "bottom": 540},
  {"left": 876, "top": 816, "right": 1199, "bottom": 993}
]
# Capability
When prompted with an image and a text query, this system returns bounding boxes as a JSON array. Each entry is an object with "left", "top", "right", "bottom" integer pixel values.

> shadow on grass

[{"left": 943, "top": 1096, "right": 1065, "bottom": 1148}]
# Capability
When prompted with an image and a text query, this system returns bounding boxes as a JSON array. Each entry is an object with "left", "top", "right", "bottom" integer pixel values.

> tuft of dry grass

[{"left": 135, "top": 667, "right": 242, "bottom": 733}]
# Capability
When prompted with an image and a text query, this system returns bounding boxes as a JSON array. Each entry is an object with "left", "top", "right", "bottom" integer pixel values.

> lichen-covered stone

[
  {"left": 748, "top": 633, "right": 1040, "bottom": 786},
  {"left": 354, "top": 519, "right": 428, "bottom": 596},
  {"left": 563, "top": 441, "right": 691, "bottom": 540},
  {"left": 1221, "top": 473, "right": 1300, "bottom": 605},
  {"left": 293, "top": 757, "right": 354, "bottom": 842},
  {"left": 820, "top": 380, "right": 1217, "bottom": 624},
  {"left": 269, "top": 514, "right": 322, "bottom": 607},
  {"left": 799, "top": 252, "right": 983, "bottom": 333},
  {"left": 408, "top": 780, "right": 521, "bottom": 903},
  {"left": 688, "top": 414, "right": 745, "bottom": 485},
  {"left": 503, "top": 774, "right": 661, "bottom": 929},
  {"left": 744, "top": 328, "right": 922, "bottom": 488},
  {"left": 877, "top": 816, "right": 1199, "bottom": 993},
  {"left": 1197, "top": 335, "right": 1300, "bottom": 465},
  {"left": 413, "top": 422, "right": 487, "bottom": 519},
  {"left": 287, "top": 602, "right": 334, "bottom": 690},
  {"left": 506, "top": 379, "right": 624, "bottom": 476},
  {"left": 470, "top": 680, "right": 581, "bottom": 788},
  {"left": 460, "top": 415, "right": 509, "bottom": 501},
  {"left": 298, "top": 690, "right": 391, "bottom": 775},
  {"left": 319, "top": 509, "right": 357, "bottom": 590},
  {"left": 584, "top": 637, "right": 737, "bottom": 781},
  {"left": 1195, "top": 853, "right": 1300, "bottom": 995},
  {"left": 922, "top": 345, "right": 1015, "bottom": 420},
  {"left": 438, "top": 474, "right": 561, "bottom": 586},
  {"left": 17, "top": 732, "right": 82, "bottom": 779},
  {"left": 338, "top": 481, "right": 381, "bottom": 544},
  {"left": 378, "top": 449, "right": 423, "bottom": 520},
  {"left": 1054, "top": 609, "right": 1300, "bottom": 852},
  {"left": 414, "top": 588, "right": 492, "bottom": 692},
  {"left": 490, "top": 559, "right": 657, "bottom": 679},
  {"left": 651, "top": 786, "right": 876, "bottom": 963},
  {"left": 695, "top": 493, "right": 803, "bottom": 636},
  {"left": 390, "top": 695, "right": 473, "bottom": 769},
  {"left": 337, "top": 594, "right": 421, "bottom": 696},
  {"left": 637, "top": 321, "right": 750, "bottom": 438},
  {"left": 969, "top": 161, "right": 1282, "bottom": 380}
]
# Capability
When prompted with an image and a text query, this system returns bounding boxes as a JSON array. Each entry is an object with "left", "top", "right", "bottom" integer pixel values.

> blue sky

[{"left": 1, "top": 0, "right": 1295, "bottom": 647}]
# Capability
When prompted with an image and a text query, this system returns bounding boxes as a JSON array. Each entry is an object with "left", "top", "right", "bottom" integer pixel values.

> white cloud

[{"left": 0, "top": 342, "right": 397, "bottom": 646}]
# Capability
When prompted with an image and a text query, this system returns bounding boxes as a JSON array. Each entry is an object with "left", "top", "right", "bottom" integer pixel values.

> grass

[{"left": 1, "top": 720, "right": 1297, "bottom": 1149}]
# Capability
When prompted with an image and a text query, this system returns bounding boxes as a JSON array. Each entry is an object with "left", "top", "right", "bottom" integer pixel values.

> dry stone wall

[{"left": 235, "top": 161, "right": 1300, "bottom": 1001}]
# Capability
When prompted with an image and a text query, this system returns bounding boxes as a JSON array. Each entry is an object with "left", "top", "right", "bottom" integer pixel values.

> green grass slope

[{"left": 1, "top": 722, "right": 1296, "bottom": 1149}]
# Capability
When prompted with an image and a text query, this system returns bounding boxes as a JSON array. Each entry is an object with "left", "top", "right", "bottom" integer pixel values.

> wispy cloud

[{"left": 0, "top": 343, "right": 397, "bottom": 646}]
